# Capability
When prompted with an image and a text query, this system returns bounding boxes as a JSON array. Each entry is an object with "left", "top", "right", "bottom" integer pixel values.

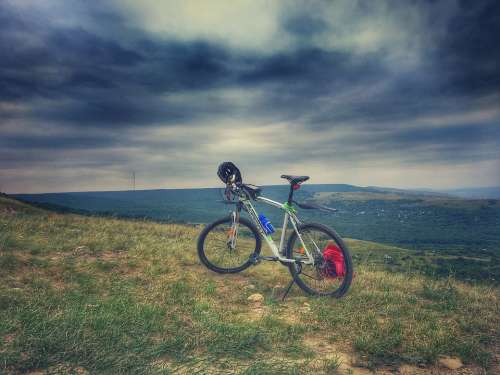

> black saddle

[{"left": 281, "top": 175, "right": 310, "bottom": 185}]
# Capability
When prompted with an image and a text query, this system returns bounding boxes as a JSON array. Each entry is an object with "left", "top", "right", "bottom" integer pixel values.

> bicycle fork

[{"left": 227, "top": 210, "right": 240, "bottom": 250}]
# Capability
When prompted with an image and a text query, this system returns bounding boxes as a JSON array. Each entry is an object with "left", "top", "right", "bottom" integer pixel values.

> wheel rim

[
  {"left": 203, "top": 221, "right": 257, "bottom": 270},
  {"left": 291, "top": 227, "right": 348, "bottom": 295}
]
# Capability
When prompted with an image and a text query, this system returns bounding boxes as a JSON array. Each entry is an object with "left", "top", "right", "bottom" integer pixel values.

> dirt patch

[
  {"left": 398, "top": 363, "right": 487, "bottom": 374},
  {"left": 274, "top": 298, "right": 314, "bottom": 325},
  {"left": 3, "top": 334, "right": 16, "bottom": 345},
  {"left": 238, "top": 294, "right": 269, "bottom": 321},
  {"left": 438, "top": 356, "right": 463, "bottom": 370},
  {"left": 1, "top": 207, "right": 17, "bottom": 215},
  {"left": 302, "top": 335, "right": 361, "bottom": 374},
  {"left": 50, "top": 277, "right": 67, "bottom": 291},
  {"left": 72, "top": 247, "right": 127, "bottom": 262}
]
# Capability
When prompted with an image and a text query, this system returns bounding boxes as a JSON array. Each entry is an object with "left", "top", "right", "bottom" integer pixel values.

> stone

[
  {"left": 350, "top": 368, "right": 374, "bottom": 375},
  {"left": 352, "top": 353, "right": 371, "bottom": 368},
  {"left": 247, "top": 293, "right": 264, "bottom": 303},
  {"left": 73, "top": 245, "right": 90, "bottom": 255},
  {"left": 438, "top": 356, "right": 463, "bottom": 370}
]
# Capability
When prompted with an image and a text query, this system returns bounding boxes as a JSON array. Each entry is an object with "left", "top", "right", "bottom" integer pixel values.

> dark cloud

[
  {"left": 437, "top": 0, "right": 500, "bottom": 95},
  {"left": 0, "top": 0, "right": 499, "bottom": 192},
  {"left": 1, "top": 0, "right": 498, "bottom": 127},
  {"left": 240, "top": 48, "right": 383, "bottom": 85},
  {"left": 387, "top": 123, "right": 499, "bottom": 146},
  {"left": 1, "top": 133, "right": 117, "bottom": 150},
  {"left": 361, "top": 122, "right": 500, "bottom": 165},
  {"left": 0, "top": 2, "right": 238, "bottom": 128},
  {"left": 282, "top": 14, "right": 328, "bottom": 38}
]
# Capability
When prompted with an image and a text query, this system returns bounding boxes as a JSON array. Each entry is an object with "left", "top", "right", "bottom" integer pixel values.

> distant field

[
  {"left": 313, "top": 191, "right": 426, "bottom": 201},
  {"left": 1, "top": 196, "right": 499, "bottom": 374}
]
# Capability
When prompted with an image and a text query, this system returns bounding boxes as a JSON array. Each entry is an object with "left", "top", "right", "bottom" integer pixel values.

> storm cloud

[{"left": 0, "top": 0, "right": 499, "bottom": 193}]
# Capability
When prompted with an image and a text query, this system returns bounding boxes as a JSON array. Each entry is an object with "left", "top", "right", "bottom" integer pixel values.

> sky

[{"left": 0, "top": 0, "right": 499, "bottom": 193}]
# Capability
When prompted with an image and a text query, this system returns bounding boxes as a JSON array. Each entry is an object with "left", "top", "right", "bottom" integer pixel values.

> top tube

[{"left": 255, "top": 196, "right": 283, "bottom": 209}]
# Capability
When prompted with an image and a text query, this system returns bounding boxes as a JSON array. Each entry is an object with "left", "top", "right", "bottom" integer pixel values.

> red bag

[{"left": 322, "top": 243, "right": 345, "bottom": 278}]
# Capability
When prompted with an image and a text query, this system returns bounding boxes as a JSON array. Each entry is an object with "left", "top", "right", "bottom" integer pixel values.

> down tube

[{"left": 242, "top": 200, "right": 281, "bottom": 256}]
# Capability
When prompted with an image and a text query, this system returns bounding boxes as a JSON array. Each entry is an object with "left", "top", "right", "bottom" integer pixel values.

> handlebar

[{"left": 222, "top": 182, "right": 244, "bottom": 201}]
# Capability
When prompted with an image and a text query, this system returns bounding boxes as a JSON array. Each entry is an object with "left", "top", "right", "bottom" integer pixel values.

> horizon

[
  {"left": 1, "top": 1, "right": 499, "bottom": 193},
  {"left": 8, "top": 182, "right": 500, "bottom": 196}
]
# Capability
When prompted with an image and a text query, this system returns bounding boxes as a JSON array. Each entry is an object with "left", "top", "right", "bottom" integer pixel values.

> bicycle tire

[
  {"left": 285, "top": 223, "right": 353, "bottom": 297},
  {"left": 197, "top": 216, "right": 261, "bottom": 273}
]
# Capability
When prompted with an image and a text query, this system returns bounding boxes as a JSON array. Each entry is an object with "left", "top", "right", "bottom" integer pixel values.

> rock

[
  {"left": 247, "top": 293, "right": 264, "bottom": 303},
  {"left": 244, "top": 284, "right": 256, "bottom": 290},
  {"left": 73, "top": 245, "right": 90, "bottom": 255},
  {"left": 352, "top": 354, "right": 371, "bottom": 368},
  {"left": 350, "top": 368, "right": 374, "bottom": 375},
  {"left": 438, "top": 356, "right": 463, "bottom": 370}
]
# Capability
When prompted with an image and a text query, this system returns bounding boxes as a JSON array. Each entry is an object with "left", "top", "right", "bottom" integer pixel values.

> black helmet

[{"left": 217, "top": 162, "right": 242, "bottom": 184}]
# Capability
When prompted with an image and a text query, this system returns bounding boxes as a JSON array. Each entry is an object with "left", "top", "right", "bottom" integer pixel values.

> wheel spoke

[
  {"left": 201, "top": 219, "right": 258, "bottom": 271},
  {"left": 289, "top": 225, "right": 351, "bottom": 296}
]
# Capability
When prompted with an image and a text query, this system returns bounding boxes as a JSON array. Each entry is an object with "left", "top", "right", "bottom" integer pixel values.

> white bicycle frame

[{"left": 231, "top": 194, "right": 316, "bottom": 265}]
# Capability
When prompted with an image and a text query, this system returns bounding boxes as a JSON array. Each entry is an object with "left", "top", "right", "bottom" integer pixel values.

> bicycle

[{"left": 197, "top": 162, "right": 353, "bottom": 298}]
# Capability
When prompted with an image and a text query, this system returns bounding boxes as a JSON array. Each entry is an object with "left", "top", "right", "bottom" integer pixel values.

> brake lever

[{"left": 293, "top": 200, "right": 337, "bottom": 213}]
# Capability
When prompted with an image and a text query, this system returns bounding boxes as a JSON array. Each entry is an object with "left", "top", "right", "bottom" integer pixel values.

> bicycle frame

[{"left": 231, "top": 194, "right": 315, "bottom": 265}]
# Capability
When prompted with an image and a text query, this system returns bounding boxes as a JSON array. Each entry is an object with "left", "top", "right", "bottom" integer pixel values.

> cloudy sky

[{"left": 1, "top": 0, "right": 499, "bottom": 193}]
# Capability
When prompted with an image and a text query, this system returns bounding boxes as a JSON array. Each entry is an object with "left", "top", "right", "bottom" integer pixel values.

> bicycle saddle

[{"left": 281, "top": 175, "right": 310, "bottom": 185}]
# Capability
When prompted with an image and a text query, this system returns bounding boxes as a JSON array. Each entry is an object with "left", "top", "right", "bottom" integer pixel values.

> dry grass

[{"left": 0, "top": 196, "right": 498, "bottom": 374}]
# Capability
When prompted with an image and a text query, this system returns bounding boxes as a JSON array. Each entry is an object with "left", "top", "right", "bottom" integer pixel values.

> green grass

[{"left": 0, "top": 196, "right": 498, "bottom": 374}]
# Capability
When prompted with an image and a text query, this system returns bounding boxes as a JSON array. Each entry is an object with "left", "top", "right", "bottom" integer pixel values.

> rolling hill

[
  {"left": 439, "top": 186, "right": 500, "bottom": 199},
  {"left": 11, "top": 184, "right": 500, "bottom": 284}
]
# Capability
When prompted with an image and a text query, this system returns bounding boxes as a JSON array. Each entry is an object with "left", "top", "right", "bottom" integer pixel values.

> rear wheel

[
  {"left": 197, "top": 216, "right": 261, "bottom": 273},
  {"left": 286, "top": 223, "right": 353, "bottom": 297}
]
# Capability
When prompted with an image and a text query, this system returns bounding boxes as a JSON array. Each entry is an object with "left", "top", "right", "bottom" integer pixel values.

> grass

[{"left": 0, "top": 196, "right": 499, "bottom": 374}]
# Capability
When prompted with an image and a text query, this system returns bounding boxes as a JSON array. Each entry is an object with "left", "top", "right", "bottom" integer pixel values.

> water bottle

[{"left": 258, "top": 214, "right": 275, "bottom": 235}]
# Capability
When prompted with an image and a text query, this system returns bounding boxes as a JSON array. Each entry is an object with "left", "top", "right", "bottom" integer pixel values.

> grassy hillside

[
  {"left": 1, "top": 196, "right": 499, "bottom": 374},
  {"left": 13, "top": 186, "right": 500, "bottom": 283}
]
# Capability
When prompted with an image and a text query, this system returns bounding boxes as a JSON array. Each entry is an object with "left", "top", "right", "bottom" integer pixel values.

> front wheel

[
  {"left": 197, "top": 216, "right": 261, "bottom": 273},
  {"left": 286, "top": 223, "right": 353, "bottom": 297}
]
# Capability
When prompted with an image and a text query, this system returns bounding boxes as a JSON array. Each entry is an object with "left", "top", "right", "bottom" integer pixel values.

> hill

[
  {"left": 0, "top": 196, "right": 499, "bottom": 374},
  {"left": 12, "top": 185, "right": 500, "bottom": 283},
  {"left": 439, "top": 186, "right": 500, "bottom": 199}
]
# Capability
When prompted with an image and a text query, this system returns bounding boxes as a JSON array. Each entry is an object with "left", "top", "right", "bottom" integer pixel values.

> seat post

[
  {"left": 287, "top": 185, "right": 294, "bottom": 205},
  {"left": 281, "top": 175, "right": 309, "bottom": 205}
]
